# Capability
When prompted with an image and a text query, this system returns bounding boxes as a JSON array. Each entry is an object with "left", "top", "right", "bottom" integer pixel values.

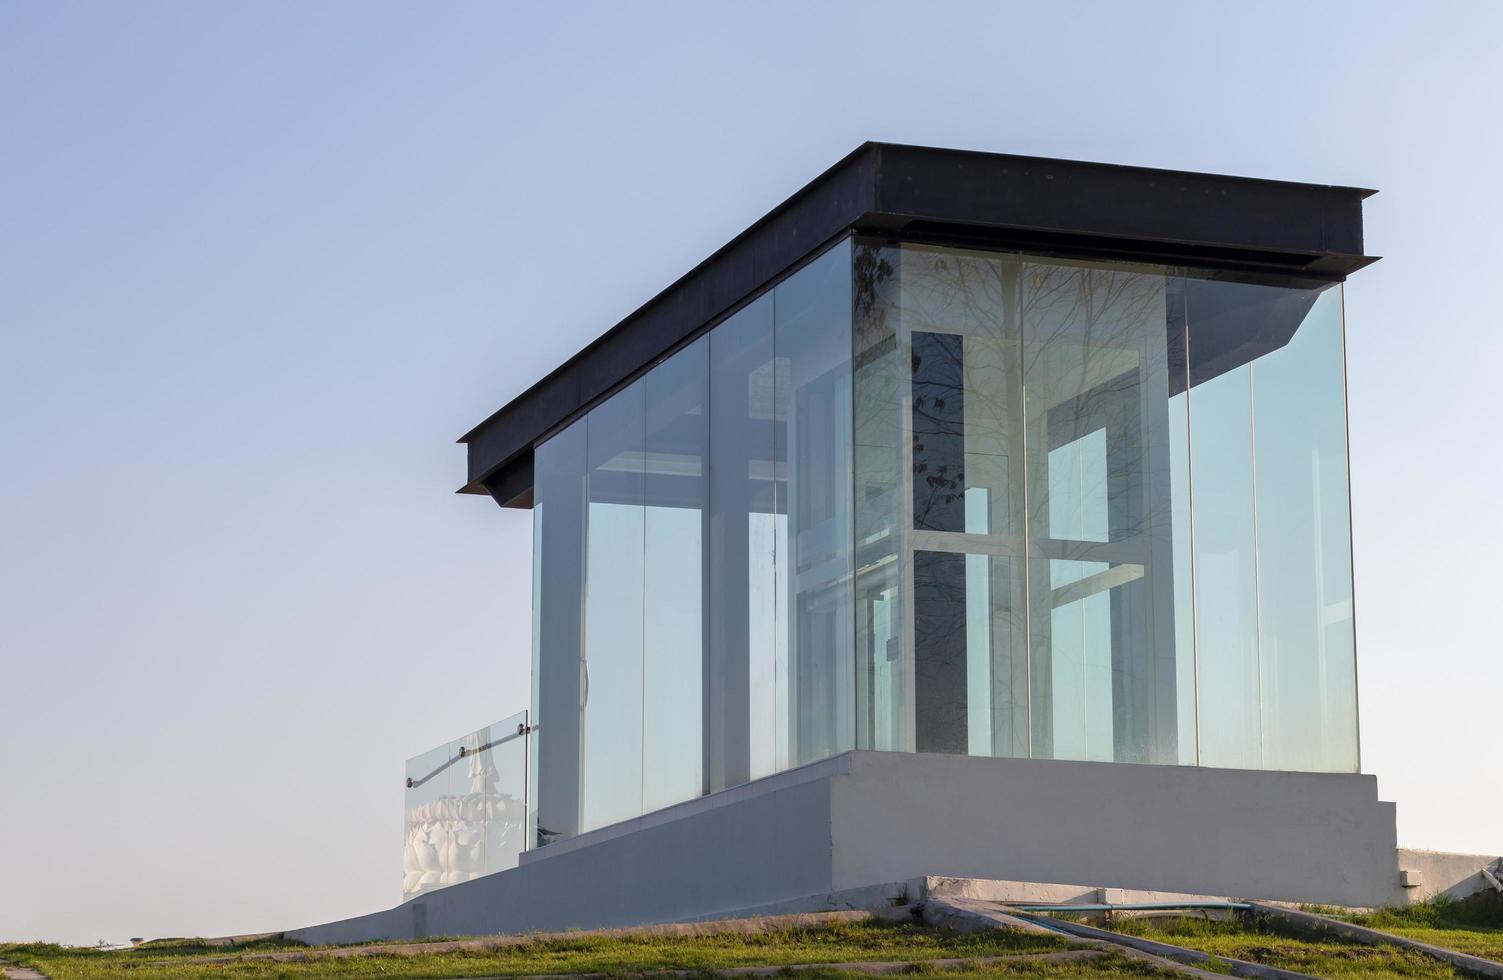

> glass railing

[{"left": 402, "top": 710, "right": 529, "bottom": 902}]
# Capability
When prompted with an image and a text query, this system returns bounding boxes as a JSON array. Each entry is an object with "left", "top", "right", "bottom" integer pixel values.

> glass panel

[
  {"left": 478, "top": 712, "right": 530, "bottom": 876},
  {"left": 708, "top": 295, "right": 779, "bottom": 790},
  {"left": 447, "top": 731, "right": 487, "bottom": 886},
  {"left": 1184, "top": 276, "right": 1361, "bottom": 772},
  {"left": 402, "top": 742, "right": 453, "bottom": 901},
  {"left": 1021, "top": 258, "right": 1186, "bottom": 765},
  {"left": 582, "top": 379, "right": 645, "bottom": 832},
  {"left": 642, "top": 339, "right": 708, "bottom": 811},
  {"left": 774, "top": 239, "right": 855, "bottom": 767},
  {"left": 402, "top": 713, "right": 529, "bottom": 901},
  {"left": 893, "top": 244, "right": 1030, "bottom": 758},
  {"left": 529, "top": 503, "right": 541, "bottom": 846},
  {"left": 1187, "top": 281, "right": 1264, "bottom": 769},
  {"left": 531, "top": 418, "right": 586, "bottom": 846},
  {"left": 1251, "top": 286, "right": 1358, "bottom": 772},
  {"left": 911, "top": 549, "right": 1027, "bottom": 755},
  {"left": 905, "top": 248, "right": 1022, "bottom": 539},
  {"left": 1188, "top": 365, "right": 1261, "bottom": 768},
  {"left": 854, "top": 243, "right": 906, "bottom": 752}
]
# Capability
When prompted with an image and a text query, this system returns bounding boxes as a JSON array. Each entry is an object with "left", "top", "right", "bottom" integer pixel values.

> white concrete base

[
  {"left": 1395, "top": 848, "right": 1503, "bottom": 903},
  {"left": 287, "top": 750, "right": 1404, "bottom": 944}
]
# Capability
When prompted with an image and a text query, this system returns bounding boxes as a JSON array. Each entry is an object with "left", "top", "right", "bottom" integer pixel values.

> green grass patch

[
  {"left": 1340, "top": 892, "right": 1503, "bottom": 963},
  {"left": 1104, "top": 914, "right": 1471, "bottom": 978},
  {"left": 0, "top": 920, "right": 1135, "bottom": 980}
]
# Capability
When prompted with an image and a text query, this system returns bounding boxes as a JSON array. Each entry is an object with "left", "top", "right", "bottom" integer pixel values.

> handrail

[{"left": 405, "top": 721, "right": 531, "bottom": 790}]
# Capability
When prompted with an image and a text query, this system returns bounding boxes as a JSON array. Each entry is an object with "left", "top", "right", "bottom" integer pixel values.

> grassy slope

[
  {"left": 1343, "top": 895, "right": 1503, "bottom": 963},
  {"left": 1108, "top": 916, "right": 1470, "bottom": 978},
  {"left": 0, "top": 921, "right": 1180, "bottom": 980}
]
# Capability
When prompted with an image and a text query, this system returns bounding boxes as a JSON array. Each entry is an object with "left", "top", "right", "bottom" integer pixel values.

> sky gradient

[{"left": 2, "top": 0, "right": 1499, "bottom": 945}]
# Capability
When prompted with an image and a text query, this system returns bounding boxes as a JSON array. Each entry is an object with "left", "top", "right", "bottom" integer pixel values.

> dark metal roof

[{"left": 460, "top": 142, "right": 1377, "bottom": 503}]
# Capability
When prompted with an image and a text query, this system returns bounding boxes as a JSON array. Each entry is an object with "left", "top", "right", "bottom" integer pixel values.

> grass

[
  {"left": 0, "top": 919, "right": 1181, "bottom": 979},
  {"left": 1335, "top": 892, "right": 1503, "bottom": 963},
  {"left": 1103, "top": 914, "right": 1472, "bottom": 978},
  {"left": 11, "top": 898, "right": 1496, "bottom": 979}
]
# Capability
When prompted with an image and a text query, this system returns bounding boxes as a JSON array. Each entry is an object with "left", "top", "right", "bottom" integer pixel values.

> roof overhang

[{"left": 460, "top": 142, "right": 1378, "bottom": 505}]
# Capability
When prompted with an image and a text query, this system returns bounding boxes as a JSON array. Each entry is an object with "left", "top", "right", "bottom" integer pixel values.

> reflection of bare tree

[
  {"left": 1021, "top": 262, "right": 1167, "bottom": 546},
  {"left": 902, "top": 249, "right": 1015, "bottom": 534},
  {"left": 893, "top": 248, "right": 1175, "bottom": 764}
]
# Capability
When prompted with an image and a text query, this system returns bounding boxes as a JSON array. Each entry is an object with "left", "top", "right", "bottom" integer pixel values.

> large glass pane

[
  {"left": 1185, "top": 276, "right": 1266, "bottom": 769},
  {"left": 642, "top": 339, "right": 709, "bottom": 811},
  {"left": 531, "top": 419, "right": 586, "bottom": 846},
  {"left": 1166, "top": 283, "right": 1197, "bottom": 766},
  {"left": 582, "top": 379, "right": 645, "bottom": 831},
  {"left": 708, "top": 295, "right": 779, "bottom": 789},
  {"left": 896, "top": 244, "right": 1029, "bottom": 758},
  {"left": 1252, "top": 286, "right": 1358, "bottom": 772},
  {"left": 774, "top": 239, "right": 855, "bottom": 767},
  {"left": 1186, "top": 277, "right": 1359, "bottom": 773},
  {"left": 1188, "top": 364, "right": 1260, "bottom": 768},
  {"left": 1021, "top": 258, "right": 1186, "bottom": 765}
]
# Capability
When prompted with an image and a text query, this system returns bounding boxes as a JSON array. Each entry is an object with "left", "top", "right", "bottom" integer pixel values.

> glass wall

[
  {"left": 528, "top": 234, "right": 1358, "bottom": 850},
  {"left": 851, "top": 241, "right": 1356, "bottom": 774},
  {"left": 1185, "top": 280, "right": 1357, "bottom": 771},
  {"left": 532, "top": 239, "right": 854, "bottom": 845}
]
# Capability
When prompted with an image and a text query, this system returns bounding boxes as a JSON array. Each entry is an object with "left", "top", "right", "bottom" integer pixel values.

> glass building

[{"left": 460, "top": 144, "right": 1374, "bottom": 853}]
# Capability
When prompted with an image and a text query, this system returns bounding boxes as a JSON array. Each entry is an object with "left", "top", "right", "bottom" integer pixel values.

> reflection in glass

[
  {"left": 1251, "top": 288, "right": 1356, "bottom": 772},
  {"left": 402, "top": 712, "right": 529, "bottom": 901},
  {"left": 583, "top": 379, "right": 645, "bottom": 832},
  {"left": 402, "top": 743, "right": 452, "bottom": 900},
  {"left": 854, "top": 243, "right": 905, "bottom": 752},
  {"left": 478, "top": 714, "right": 530, "bottom": 877},
  {"left": 1021, "top": 259, "right": 1182, "bottom": 765},
  {"left": 774, "top": 240, "right": 855, "bottom": 766},
  {"left": 531, "top": 419, "right": 586, "bottom": 847},
  {"left": 525, "top": 236, "right": 1363, "bottom": 850},
  {"left": 642, "top": 339, "right": 708, "bottom": 812},
  {"left": 708, "top": 296, "right": 778, "bottom": 789},
  {"left": 1189, "top": 363, "right": 1262, "bottom": 768}
]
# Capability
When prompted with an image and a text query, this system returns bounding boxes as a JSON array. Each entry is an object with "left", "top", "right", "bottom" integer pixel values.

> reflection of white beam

[
  {"left": 1051, "top": 563, "right": 1144, "bottom": 609},
  {"left": 1321, "top": 598, "right": 1353, "bottom": 627},
  {"left": 909, "top": 530, "right": 1148, "bottom": 566},
  {"left": 596, "top": 451, "right": 704, "bottom": 477}
]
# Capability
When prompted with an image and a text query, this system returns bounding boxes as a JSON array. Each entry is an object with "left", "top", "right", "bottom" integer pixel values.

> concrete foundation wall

[
  {"left": 288, "top": 750, "right": 1404, "bottom": 944},
  {"left": 829, "top": 752, "right": 1398, "bottom": 907},
  {"left": 290, "top": 757, "right": 845, "bottom": 945},
  {"left": 1396, "top": 848, "right": 1503, "bottom": 902}
]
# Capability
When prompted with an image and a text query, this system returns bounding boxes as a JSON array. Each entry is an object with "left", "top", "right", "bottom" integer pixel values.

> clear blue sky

[{"left": 2, "top": 0, "right": 1498, "bottom": 946}]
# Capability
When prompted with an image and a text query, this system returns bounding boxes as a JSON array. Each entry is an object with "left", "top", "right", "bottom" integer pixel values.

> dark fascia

[{"left": 461, "top": 142, "right": 1378, "bottom": 506}]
